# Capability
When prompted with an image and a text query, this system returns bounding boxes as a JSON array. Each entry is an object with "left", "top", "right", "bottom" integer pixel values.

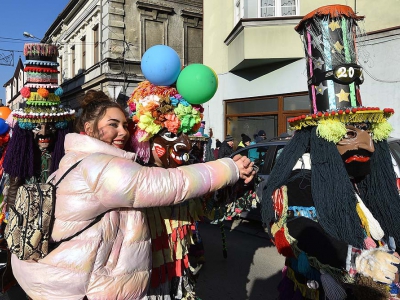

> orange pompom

[{"left": 37, "top": 88, "right": 50, "bottom": 98}]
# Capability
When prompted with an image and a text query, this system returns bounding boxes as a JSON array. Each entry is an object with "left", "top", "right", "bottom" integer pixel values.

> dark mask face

[
  {"left": 336, "top": 124, "right": 374, "bottom": 179},
  {"left": 32, "top": 123, "right": 57, "bottom": 151},
  {"left": 152, "top": 129, "right": 192, "bottom": 168}
]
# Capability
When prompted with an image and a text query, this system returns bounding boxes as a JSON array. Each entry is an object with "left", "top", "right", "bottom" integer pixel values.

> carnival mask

[
  {"left": 337, "top": 123, "right": 374, "bottom": 179},
  {"left": 32, "top": 123, "right": 56, "bottom": 151},
  {"left": 152, "top": 129, "right": 192, "bottom": 168}
]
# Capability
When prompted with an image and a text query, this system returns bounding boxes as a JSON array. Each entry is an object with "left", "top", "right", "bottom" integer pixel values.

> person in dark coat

[
  {"left": 213, "top": 139, "right": 222, "bottom": 160},
  {"left": 255, "top": 130, "right": 267, "bottom": 143},
  {"left": 236, "top": 134, "right": 251, "bottom": 151},
  {"left": 218, "top": 135, "right": 234, "bottom": 158}
]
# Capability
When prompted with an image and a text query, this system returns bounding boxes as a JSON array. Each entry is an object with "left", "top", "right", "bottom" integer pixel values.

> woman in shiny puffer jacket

[{"left": 10, "top": 91, "right": 254, "bottom": 300}]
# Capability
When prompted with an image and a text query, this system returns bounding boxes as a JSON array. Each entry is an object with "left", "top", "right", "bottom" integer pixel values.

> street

[
  {"left": 0, "top": 218, "right": 285, "bottom": 300},
  {"left": 195, "top": 219, "right": 285, "bottom": 300}
]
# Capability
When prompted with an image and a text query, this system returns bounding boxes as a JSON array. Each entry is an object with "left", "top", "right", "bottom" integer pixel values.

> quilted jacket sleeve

[{"left": 73, "top": 152, "right": 239, "bottom": 209}]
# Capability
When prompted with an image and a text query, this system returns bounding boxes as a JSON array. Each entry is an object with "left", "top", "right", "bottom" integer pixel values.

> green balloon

[{"left": 176, "top": 64, "right": 218, "bottom": 105}]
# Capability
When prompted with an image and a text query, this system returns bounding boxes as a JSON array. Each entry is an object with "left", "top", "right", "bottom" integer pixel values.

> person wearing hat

[
  {"left": 260, "top": 5, "right": 400, "bottom": 300},
  {"left": 256, "top": 129, "right": 267, "bottom": 143},
  {"left": 236, "top": 133, "right": 252, "bottom": 151},
  {"left": 218, "top": 134, "right": 234, "bottom": 158},
  {"left": 0, "top": 43, "right": 75, "bottom": 296}
]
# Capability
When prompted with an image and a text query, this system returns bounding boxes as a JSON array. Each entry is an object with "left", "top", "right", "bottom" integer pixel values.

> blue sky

[{"left": 0, "top": 0, "right": 70, "bottom": 104}]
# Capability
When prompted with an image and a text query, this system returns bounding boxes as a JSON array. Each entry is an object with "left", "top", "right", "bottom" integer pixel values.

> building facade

[
  {"left": 203, "top": 0, "right": 400, "bottom": 145},
  {"left": 5, "top": 0, "right": 203, "bottom": 113},
  {"left": 3, "top": 58, "right": 24, "bottom": 109}
]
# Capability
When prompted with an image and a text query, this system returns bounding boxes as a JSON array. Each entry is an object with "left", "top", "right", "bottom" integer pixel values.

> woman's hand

[{"left": 232, "top": 154, "right": 256, "bottom": 184}]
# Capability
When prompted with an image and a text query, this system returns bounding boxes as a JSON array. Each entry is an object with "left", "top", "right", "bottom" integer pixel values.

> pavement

[{"left": 195, "top": 218, "right": 285, "bottom": 300}]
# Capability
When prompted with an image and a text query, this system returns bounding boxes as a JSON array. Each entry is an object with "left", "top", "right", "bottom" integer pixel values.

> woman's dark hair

[{"left": 75, "top": 90, "right": 127, "bottom": 139}]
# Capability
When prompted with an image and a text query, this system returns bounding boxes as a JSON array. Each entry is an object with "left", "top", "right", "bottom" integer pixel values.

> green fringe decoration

[
  {"left": 316, "top": 119, "right": 347, "bottom": 143},
  {"left": 372, "top": 120, "right": 393, "bottom": 142}
]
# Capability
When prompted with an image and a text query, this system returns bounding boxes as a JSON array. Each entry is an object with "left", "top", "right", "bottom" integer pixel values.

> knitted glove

[{"left": 355, "top": 248, "right": 400, "bottom": 284}]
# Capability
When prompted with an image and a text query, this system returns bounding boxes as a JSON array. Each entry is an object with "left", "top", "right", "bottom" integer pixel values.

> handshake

[{"left": 356, "top": 248, "right": 400, "bottom": 284}]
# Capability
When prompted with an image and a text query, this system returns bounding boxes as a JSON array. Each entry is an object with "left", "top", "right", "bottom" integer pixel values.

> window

[
  {"left": 259, "top": 0, "right": 298, "bottom": 17},
  {"left": 71, "top": 46, "right": 75, "bottom": 77},
  {"left": 81, "top": 36, "right": 86, "bottom": 70},
  {"left": 225, "top": 92, "right": 309, "bottom": 142},
  {"left": 59, "top": 56, "right": 63, "bottom": 83},
  {"left": 93, "top": 25, "right": 99, "bottom": 64}
]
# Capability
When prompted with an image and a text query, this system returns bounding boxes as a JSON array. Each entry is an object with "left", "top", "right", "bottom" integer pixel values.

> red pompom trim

[
  {"left": 20, "top": 86, "right": 31, "bottom": 98},
  {"left": 274, "top": 227, "right": 294, "bottom": 257}
]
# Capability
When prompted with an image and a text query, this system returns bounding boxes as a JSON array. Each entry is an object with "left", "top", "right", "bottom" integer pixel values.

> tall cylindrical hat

[
  {"left": 13, "top": 43, "right": 75, "bottom": 130},
  {"left": 289, "top": 5, "right": 394, "bottom": 142},
  {"left": 296, "top": 5, "right": 365, "bottom": 113}
]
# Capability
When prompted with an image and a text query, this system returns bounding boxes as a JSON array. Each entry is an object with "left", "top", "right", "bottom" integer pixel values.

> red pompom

[{"left": 20, "top": 86, "right": 31, "bottom": 98}]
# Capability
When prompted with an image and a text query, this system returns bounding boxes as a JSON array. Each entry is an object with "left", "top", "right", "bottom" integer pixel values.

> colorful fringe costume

[
  {"left": 129, "top": 81, "right": 209, "bottom": 299},
  {"left": 261, "top": 5, "right": 400, "bottom": 300}
]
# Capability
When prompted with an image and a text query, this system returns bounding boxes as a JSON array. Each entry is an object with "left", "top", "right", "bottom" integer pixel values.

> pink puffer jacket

[{"left": 11, "top": 133, "right": 239, "bottom": 300}]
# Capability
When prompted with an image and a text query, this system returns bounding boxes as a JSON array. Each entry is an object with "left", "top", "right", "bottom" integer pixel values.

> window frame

[
  {"left": 258, "top": 0, "right": 299, "bottom": 18},
  {"left": 81, "top": 35, "right": 86, "bottom": 71},
  {"left": 93, "top": 25, "right": 99, "bottom": 64},
  {"left": 224, "top": 91, "right": 309, "bottom": 138},
  {"left": 70, "top": 45, "right": 76, "bottom": 78}
]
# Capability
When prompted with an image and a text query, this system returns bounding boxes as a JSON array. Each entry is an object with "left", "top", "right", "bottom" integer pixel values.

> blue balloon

[
  {"left": 0, "top": 119, "right": 9, "bottom": 135},
  {"left": 141, "top": 45, "right": 181, "bottom": 86}
]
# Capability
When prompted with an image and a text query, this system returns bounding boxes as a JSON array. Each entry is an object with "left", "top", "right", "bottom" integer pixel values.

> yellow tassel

[
  {"left": 356, "top": 202, "right": 370, "bottom": 237},
  {"left": 372, "top": 120, "right": 393, "bottom": 142},
  {"left": 316, "top": 119, "right": 347, "bottom": 143}
]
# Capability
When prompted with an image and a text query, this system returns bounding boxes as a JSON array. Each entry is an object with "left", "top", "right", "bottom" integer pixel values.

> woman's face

[{"left": 89, "top": 107, "right": 129, "bottom": 149}]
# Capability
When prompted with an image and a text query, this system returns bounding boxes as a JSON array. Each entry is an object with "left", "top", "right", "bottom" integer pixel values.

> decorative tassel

[
  {"left": 355, "top": 194, "right": 384, "bottom": 241},
  {"left": 297, "top": 252, "right": 311, "bottom": 276},
  {"left": 131, "top": 129, "right": 151, "bottom": 163},
  {"left": 320, "top": 269, "right": 347, "bottom": 300},
  {"left": 316, "top": 119, "right": 347, "bottom": 143},
  {"left": 274, "top": 227, "right": 294, "bottom": 257},
  {"left": 278, "top": 274, "right": 295, "bottom": 299},
  {"left": 372, "top": 119, "right": 393, "bottom": 142},
  {"left": 220, "top": 221, "right": 227, "bottom": 258},
  {"left": 364, "top": 236, "right": 377, "bottom": 250},
  {"left": 356, "top": 202, "right": 371, "bottom": 236},
  {"left": 389, "top": 236, "right": 396, "bottom": 251}
]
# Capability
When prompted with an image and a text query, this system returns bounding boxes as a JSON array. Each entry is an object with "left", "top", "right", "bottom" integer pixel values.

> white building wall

[
  {"left": 358, "top": 29, "right": 400, "bottom": 139},
  {"left": 204, "top": 59, "right": 308, "bottom": 143}
]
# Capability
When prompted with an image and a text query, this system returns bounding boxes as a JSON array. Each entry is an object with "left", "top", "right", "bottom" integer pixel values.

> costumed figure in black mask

[
  {"left": 0, "top": 43, "right": 75, "bottom": 293},
  {"left": 260, "top": 5, "right": 400, "bottom": 300}
]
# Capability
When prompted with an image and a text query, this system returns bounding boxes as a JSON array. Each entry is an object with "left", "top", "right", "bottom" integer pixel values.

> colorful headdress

[
  {"left": 289, "top": 5, "right": 394, "bottom": 143},
  {"left": 128, "top": 45, "right": 218, "bottom": 162},
  {"left": 128, "top": 81, "right": 204, "bottom": 163},
  {"left": 13, "top": 43, "right": 75, "bottom": 130}
]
